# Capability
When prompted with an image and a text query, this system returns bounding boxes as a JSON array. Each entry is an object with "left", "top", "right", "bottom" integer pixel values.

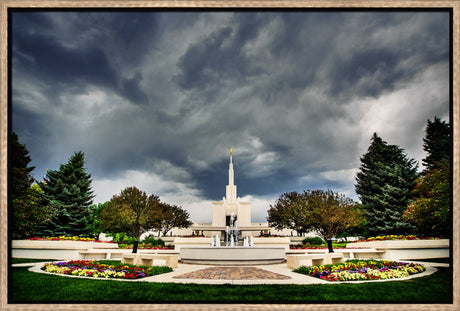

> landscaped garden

[
  {"left": 293, "top": 259, "right": 426, "bottom": 282},
  {"left": 41, "top": 260, "right": 172, "bottom": 279},
  {"left": 10, "top": 264, "right": 451, "bottom": 303}
]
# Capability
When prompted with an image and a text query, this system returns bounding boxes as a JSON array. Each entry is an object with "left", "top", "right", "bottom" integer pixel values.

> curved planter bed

[
  {"left": 346, "top": 239, "right": 450, "bottom": 260},
  {"left": 12, "top": 240, "right": 118, "bottom": 260}
]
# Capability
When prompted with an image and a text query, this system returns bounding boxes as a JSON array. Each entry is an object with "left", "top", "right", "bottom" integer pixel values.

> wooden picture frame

[{"left": 1, "top": 1, "right": 458, "bottom": 310}]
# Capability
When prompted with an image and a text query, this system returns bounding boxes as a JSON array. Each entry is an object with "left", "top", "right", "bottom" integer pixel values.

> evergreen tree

[
  {"left": 355, "top": 133, "right": 418, "bottom": 236},
  {"left": 37, "top": 151, "right": 95, "bottom": 236},
  {"left": 10, "top": 132, "right": 35, "bottom": 200},
  {"left": 10, "top": 133, "right": 52, "bottom": 238},
  {"left": 422, "top": 116, "right": 450, "bottom": 172}
]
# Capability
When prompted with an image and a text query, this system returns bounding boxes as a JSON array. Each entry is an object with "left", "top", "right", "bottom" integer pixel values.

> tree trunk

[{"left": 327, "top": 239, "right": 334, "bottom": 253}]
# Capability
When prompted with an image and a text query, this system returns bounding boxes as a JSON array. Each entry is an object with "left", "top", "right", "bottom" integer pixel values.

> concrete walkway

[{"left": 16, "top": 260, "right": 444, "bottom": 285}]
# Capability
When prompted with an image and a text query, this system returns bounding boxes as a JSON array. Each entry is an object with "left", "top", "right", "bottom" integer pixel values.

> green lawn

[
  {"left": 11, "top": 258, "right": 59, "bottom": 264},
  {"left": 412, "top": 258, "right": 450, "bottom": 264},
  {"left": 9, "top": 266, "right": 452, "bottom": 303}
]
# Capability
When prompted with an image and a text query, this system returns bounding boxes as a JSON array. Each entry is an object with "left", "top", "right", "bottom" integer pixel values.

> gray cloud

[{"left": 11, "top": 10, "right": 450, "bottom": 222}]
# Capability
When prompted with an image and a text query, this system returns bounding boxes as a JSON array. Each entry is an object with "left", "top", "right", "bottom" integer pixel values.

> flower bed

[
  {"left": 355, "top": 235, "right": 439, "bottom": 242},
  {"left": 118, "top": 244, "right": 174, "bottom": 250},
  {"left": 290, "top": 246, "right": 346, "bottom": 249},
  {"left": 28, "top": 236, "right": 112, "bottom": 243},
  {"left": 41, "top": 260, "right": 172, "bottom": 279},
  {"left": 293, "top": 259, "right": 425, "bottom": 282}
]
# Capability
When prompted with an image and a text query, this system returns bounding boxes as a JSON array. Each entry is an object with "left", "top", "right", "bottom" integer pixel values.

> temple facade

[
  {"left": 200, "top": 148, "right": 270, "bottom": 239},
  {"left": 211, "top": 148, "right": 251, "bottom": 230},
  {"left": 139, "top": 148, "right": 287, "bottom": 240}
]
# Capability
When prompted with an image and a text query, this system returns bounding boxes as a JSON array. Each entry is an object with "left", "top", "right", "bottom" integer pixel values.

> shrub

[
  {"left": 302, "top": 237, "right": 324, "bottom": 246},
  {"left": 142, "top": 235, "right": 165, "bottom": 246},
  {"left": 110, "top": 233, "right": 137, "bottom": 244}
]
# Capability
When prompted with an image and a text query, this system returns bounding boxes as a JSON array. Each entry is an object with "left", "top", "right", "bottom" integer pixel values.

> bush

[
  {"left": 302, "top": 237, "right": 324, "bottom": 246},
  {"left": 110, "top": 233, "right": 137, "bottom": 244},
  {"left": 142, "top": 235, "right": 165, "bottom": 246}
]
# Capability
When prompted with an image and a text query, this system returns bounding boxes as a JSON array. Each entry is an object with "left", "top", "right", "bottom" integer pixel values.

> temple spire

[
  {"left": 228, "top": 147, "right": 234, "bottom": 186},
  {"left": 226, "top": 147, "right": 237, "bottom": 202}
]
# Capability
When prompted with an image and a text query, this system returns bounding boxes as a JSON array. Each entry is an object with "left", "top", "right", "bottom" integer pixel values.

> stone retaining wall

[
  {"left": 346, "top": 239, "right": 450, "bottom": 260},
  {"left": 12, "top": 240, "right": 118, "bottom": 260}
]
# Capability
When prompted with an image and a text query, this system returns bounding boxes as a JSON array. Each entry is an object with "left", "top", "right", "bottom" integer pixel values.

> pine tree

[
  {"left": 422, "top": 116, "right": 450, "bottom": 171},
  {"left": 10, "top": 132, "right": 35, "bottom": 200},
  {"left": 10, "top": 132, "right": 50, "bottom": 239},
  {"left": 355, "top": 133, "right": 418, "bottom": 236},
  {"left": 38, "top": 151, "right": 95, "bottom": 237}
]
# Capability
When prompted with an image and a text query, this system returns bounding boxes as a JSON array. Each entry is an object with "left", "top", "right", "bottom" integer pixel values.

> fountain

[
  {"left": 226, "top": 212, "right": 239, "bottom": 246},
  {"left": 180, "top": 218, "right": 285, "bottom": 265}
]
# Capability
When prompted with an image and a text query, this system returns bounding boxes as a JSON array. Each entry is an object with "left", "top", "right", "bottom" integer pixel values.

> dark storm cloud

[
  {"left": 11, "top": 10, "right": 450, "bottom": 222},
  {"left": 175, "top": 13, "right": 271, "bottom": 91},
  {"left": 13, "top": 30, "right": 117, "bottom": 87},
  {"left": 12, "top": 11, "right": 152, "bottom": 105}
]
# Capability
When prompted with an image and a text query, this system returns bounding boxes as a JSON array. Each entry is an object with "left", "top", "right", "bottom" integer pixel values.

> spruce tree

[
  {"left": 10, "top": 132, "right": 50, "bottom": 239},
  {"left": 422, "top": 116, "right": 450, "bottom": 172},
  {"left": 355, "top": 133, "right": 418, "bottom": 236},
  {"left": 38, "top": 151, "right": 95, "bottom": 237},
  {"left": 10, "top": 132, "right": 35, "bottom": 200}
]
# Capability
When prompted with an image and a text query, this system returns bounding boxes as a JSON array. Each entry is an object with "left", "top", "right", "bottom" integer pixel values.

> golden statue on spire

[{"left": 229, "top": 147, "right": 233, "bottom": 155}]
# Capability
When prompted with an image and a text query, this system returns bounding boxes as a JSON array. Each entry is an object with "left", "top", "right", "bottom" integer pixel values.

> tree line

[
  {"left": 10, "top": 143, "right": 192, "bottom": 240},
  {"left": 268, "top": 117, "right": 450, "bottom": 241}
]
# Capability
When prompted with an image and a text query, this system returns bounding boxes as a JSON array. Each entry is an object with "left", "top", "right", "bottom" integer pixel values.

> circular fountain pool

[{"left": 179, "top": 247, "right": 286, "bottom": 265}]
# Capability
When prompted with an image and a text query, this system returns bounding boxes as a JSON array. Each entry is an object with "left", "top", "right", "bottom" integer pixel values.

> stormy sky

[{"left": 11, "top": 10, "right": 450, "bottom": 223}]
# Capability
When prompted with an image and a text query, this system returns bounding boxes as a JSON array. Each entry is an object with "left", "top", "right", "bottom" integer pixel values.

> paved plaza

[{"left": 173, "top": 266, "right": 291, "bottom": 280}]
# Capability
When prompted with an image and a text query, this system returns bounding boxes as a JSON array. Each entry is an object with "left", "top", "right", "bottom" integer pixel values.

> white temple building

[
  {"left": 210, "top": 148, "right": 251, "bottom": 235},
  {"left": 184, "top": 148, "right": 270, "bottom": 239},
  {"left": 139, "top": 148, "right": 301, "bottom": 240}
]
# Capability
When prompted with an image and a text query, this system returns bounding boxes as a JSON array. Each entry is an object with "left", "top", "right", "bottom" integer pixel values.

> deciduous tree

[
  {"left": 100, "top": 187, "right": 160, "bottom": 239},
  {"left": 305, "top": 190, "right": 363, "bottom": 251},
  {"left": 267, "top": 191, "right": 312, "bottom": 236},
  {"left": 12, "top": 184, "right": 53, "bottom": 239},
  {"left": 404, "top": 159, "right": 450, "bottom": 237},
  {"left": 268, "top": 189, "right": 363, "bottom": 251},
  {"left": 152, "top": 202, "right": 193, "bottom": 237}
]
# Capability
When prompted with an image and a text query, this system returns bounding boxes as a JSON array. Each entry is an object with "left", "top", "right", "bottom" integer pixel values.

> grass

[
  {"left": 11, "top": 258, "right": 58, "bottom": 264},
  {"left": 413, "top": 258, "right": 450, "bottom": 263},
  {"left": 9, "top": 265, "right": 452, "bottom": 303}
]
